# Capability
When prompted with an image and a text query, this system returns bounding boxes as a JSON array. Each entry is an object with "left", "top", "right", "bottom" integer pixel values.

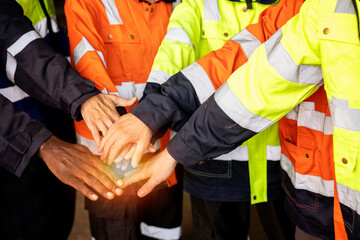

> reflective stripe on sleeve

[
  {"left": 0, "top": 85, "right": 29, "bottom": 103},
  {"left": 140, "top": 222, "right": 181, "bottom": 240},
  {"left": 330, "top": 97, "right": 360, "bottom": 132},
  {"left": 231, "top": 29, "right": 262, "bottom": 59},
  {"left": 281, "top": 154, "right": 334, "bottom": 197},
  {"left": 147, "top": 70, "right": 171, "bottom": 85},
  {"left": 181, "top": 62, "right": 215, "bottom": 104},
  {"left": 213, "top": 145, "right": 280, "bottom": 161},
  {"left": 101, "top": 0, "right": 123, "bottom": 24},
  {"left": 204, "top": 0, "right": 220, "bottom": 21},
  {"left": 265, "top": 29, "right": 323, "bottom": 86},
  {"left": 33, "top": 16, "right": 59, "bottom": 38},
  {"left": 164, "top": 28, "right": 194, "bottom": 48},
  {"left": 6, "top": 52, "right": 17, "bottom": 83},
  {"left": 7, "top": 30, "right": 41, "bottom": 56},
  {"left": 215, "top": 82, "right": 275, "bottom": 133},
  {"left": 73, "top": 37, "right": 107, "bottom": 68}
]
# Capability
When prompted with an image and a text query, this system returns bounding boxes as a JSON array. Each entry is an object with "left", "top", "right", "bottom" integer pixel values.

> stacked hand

[{"left": 98, "top": 113, "right": 156, "bottom": 167}]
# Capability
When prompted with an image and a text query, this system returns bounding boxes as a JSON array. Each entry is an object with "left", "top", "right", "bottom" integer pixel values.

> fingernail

[
  {"left": 138, "top": 189, "right": 145, "bottom": 197},
  {"left": 116, "top": 179, "right": 123, "bottom": 186},
  {"left": 115, "top": 188, "right": 122, "bottom": 196},
  {"left": 91, "top": 194, "right": 98, "bottom": 200},
  {"left": 107, "top": 192, "right": 115, "bottom": 198}
]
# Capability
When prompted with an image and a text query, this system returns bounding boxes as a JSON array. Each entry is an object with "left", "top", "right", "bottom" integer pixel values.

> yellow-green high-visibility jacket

[
  {"left": 163, "top": 0, "right": 360, "bottom": 238},
  {"left": 142, "top": 0, "right": 280, "bottom": 203},
  {"left": 18, "top": 0, "right": 58, "bottom": 38}
]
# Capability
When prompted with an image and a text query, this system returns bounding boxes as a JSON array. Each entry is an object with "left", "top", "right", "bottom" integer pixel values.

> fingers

[
  {"left": 137, "top": 177, "right": 160, "bottom": 198},
  {"left": 68, "top": 176, "right": 99, "bottom": 201},
  {"left": 114, "top": 96, "right": 137, "bottom": 107},
  {"left": 147, "top": 143, "right": 157, "bottom": 153},
  {"left": 131, "top": 141, "right": 147, "bottom": 168},
  {"left": 124, "top": 144, "right": 136, "bottom": 160},
  {"left": 122, "top": 168, "right": 147, "bottom": 188}
]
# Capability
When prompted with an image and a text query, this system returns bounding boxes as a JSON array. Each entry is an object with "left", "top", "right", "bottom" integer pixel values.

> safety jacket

[
  {"left": 156, "top": 0, "right": 360, "bottom": 238},
  {"left": 65, "top": 0, "right": 177, "bottom": 180},
  {"left": 145, "top": 0, "right": 280, "bottom": 203},
  {"left": 132, "top": 0, "right": 344, "bottom": 238},
  {"left": 0, "top": 0, "right": 100, "bottom": 177}
]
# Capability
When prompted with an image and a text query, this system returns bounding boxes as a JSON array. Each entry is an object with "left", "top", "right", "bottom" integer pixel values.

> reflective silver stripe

[
  {"left": 214, "top": 146, "right": 249, "bottom": 161},
  {"left": 115, "top": 82, "right": 146, "bottom": 99},
  {"left": 284, "top": 103, "right": 334, "bottom": 135},
  {"left": 267, "top": 146, "right": 281, "bottom": 161},
  {"left": 0, "top": 85, "right": 29, "bottom": 102},
  {"left": 330, "top": 97, "right": 360, "bottom": 132},
  {"left": 8, "top": 30, "right": 40, "bottom": 56},
  {"left": 284, "top": 105, "right": 299, "bottom": 121},
  {"left": 281, "top": 154, "right": 334, "bottom": 197},
  {"left": 164, "top": 28, "right": 193, "bottom": 48},
  {"left": 215, "top": 82, "right": 274, "bottom": 133},
  {"left": 172, "top": 0, "right": 181, "bottom": 9},
  {"left": 204, "top": 0, "right": 220, "bottom": 21},
  {"left": 214, "top": 145, "right": 281, "bottom": 161},
  {"left": 298, "top": 102, "right": 334, "bottom": 135},
  {"left": 181, "top": 62, "right": 215, "bottom": 104},
  {"left": 231, "top": 29, "right": 261, "bottom": 59},
  {"left": 6, "top": 52, "right": 17, "bottom": 83},
  {"left": 140, "top": 222, "right": 181, "bottom": 240},
  {"left": 73, "top": 37, "right": 107, "bottom": 68},
  {"left": 335, "top": 0, "right": 356, "bottom": 14},
  {"left": 337, "top": 183, "right": 360, "bottom": 215},
  {"left": 33, "top": 16, "right": 59, "bottom": 38},
  {"left": 76, "top": 133, "right": 99, "bottom": 155},
  {"left": 147, "top": 70, "right": 171, "bottom": 85},
  {"left": 101, "top": 0, "right": 123, "bottom": 25},
  {"left": 265, "top": 29, "right": 323, "bottom": 86}
]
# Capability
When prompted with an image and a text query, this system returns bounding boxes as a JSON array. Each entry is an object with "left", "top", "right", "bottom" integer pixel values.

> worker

[
  {"left": 101, "top": 0, "right": 356, "bottom": 238},
  {"left": 0, "top": 0, "right": 136, "bottom": 238},
  {"left": 99, "top": 0, "right": 294, "bottom": 239},
  {"left": 64, "top": 0, "right": 182, "bottom": 239}
]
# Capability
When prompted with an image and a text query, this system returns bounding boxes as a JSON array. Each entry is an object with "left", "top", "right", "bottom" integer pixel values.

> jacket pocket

[{"left": 184, "top": 160, "right": 231, "bottom": 178}]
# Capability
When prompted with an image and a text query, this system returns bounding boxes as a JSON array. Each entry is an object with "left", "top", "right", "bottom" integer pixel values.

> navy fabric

[
  {"left": 282, "top": 170, "right": 335, "bottom": 240},
  {"left": 167, "top": 94, "right": 257, "bottom": 166},
  {"left": 341, "top": 203, "right": 360, "bottom": 240},
  {"left": 184, "top": 160, "right": 283, "bottom": 202}
]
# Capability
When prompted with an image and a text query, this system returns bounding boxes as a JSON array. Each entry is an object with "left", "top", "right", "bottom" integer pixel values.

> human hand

[
  {"left": 121, "top": 148, "right": 177, "bottom": 198},
  {"left": 38, "top": 135, "right": 124, "bottom": 201},
  {"left": 80, "top": 93, "right": 137, "bottom": 149},
  {"left": 99, "top": 113, "right": 155, "bottom": 167}
]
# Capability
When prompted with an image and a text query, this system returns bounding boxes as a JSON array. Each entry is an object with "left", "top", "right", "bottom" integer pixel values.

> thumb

[
  {"left": 113, "top": 96, "right": 137, "bottom": 107},
  {"left": 137, "top": 177, "right": 159, "bottom": 198}
]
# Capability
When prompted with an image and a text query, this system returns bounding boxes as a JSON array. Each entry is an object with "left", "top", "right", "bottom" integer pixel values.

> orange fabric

[
  {"left": 65, "top": 0, "right": 174, "bottom": 182},
  {"left": 334, "top": 182, "right": 348, "bottom": 240},
  {"left": 197, "top": 0, "right": 305, "bottom": 90}
]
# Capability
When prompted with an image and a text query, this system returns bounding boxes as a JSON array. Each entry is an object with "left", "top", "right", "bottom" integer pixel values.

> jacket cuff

[{"left": 0, "top": 121, "right": 52, "bottom": 177}]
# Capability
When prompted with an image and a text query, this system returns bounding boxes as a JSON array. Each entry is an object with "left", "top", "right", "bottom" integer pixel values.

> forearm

[{"left": 0, "top": 0, "right": 100, "bottom": 120}]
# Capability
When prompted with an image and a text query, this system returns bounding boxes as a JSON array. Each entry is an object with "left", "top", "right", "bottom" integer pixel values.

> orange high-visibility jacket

[
  {"left": 65, "top": 0, "right": 177, "bottom": 186},
  {"left": 132, "top": 0, "right": 341, "bottom": 238}
]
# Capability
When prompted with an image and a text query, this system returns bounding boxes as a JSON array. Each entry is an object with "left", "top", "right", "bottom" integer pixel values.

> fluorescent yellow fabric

[{"left": 153, "top": 0, "right": 280, "bottom": 204}]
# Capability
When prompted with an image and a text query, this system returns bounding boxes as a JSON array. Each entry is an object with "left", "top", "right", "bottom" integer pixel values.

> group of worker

[{"left": 0, "top": 0, "right": 359, "bottom": 239}]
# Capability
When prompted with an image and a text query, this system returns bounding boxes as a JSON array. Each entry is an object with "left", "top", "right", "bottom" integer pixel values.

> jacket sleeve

[
  {"left": 0, "top": 0, "right": 100, "bottom": 121},
  {"left": 131, "top": 0, "right": 304, "bottom": 134},
  {"left": 167, "top": 0, "right": 323, "bottom": 166},
  {"left": 0, "top": 93, "right": 52, "bottom": 177},
  {"left": 64, "top": 0, "right": 117, "bottom": 94}
]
